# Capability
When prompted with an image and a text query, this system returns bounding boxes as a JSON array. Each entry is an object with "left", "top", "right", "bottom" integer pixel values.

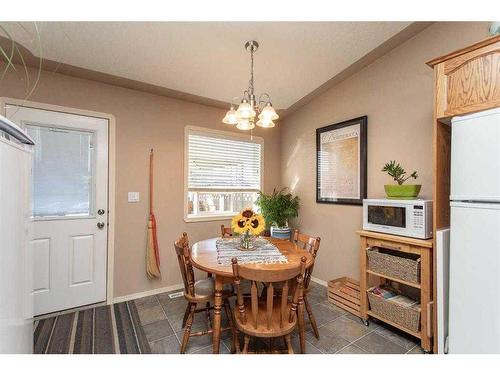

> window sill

[{"left": 184, "top": 215, "right": 233, "bottom": 223}]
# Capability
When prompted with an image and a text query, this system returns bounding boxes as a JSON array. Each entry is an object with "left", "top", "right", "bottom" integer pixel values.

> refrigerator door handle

[{"left": 0, "top": 115, "right": 35, "bottom": 145}]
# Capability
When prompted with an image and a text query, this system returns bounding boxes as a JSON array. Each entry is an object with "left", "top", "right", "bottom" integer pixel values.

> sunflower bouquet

[{"left": 231, "top": 208, "right": 266, "bottom": 249}]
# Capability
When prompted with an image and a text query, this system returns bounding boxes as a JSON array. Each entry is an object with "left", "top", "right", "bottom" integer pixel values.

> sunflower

[
  {"left": 241, "top": 208, "right": 254, "bottom": 218},
  {"left": 231, "top": 213, "right": 248, "bottom": 234},
  {"left": 247, "top": 213, "right": 266, "bottom": 236}
]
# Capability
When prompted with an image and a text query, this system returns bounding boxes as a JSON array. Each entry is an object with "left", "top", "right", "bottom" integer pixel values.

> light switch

[{"left": 128, "top": 192, "right": 140, "bottom": 203}]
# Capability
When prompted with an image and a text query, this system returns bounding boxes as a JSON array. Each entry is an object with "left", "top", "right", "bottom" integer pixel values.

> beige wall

[
  {"left": 0, "top": 68, "right": 281, "bottom": 298},
  {"left": 280, "top": 22, "right": 491, "bottom": 283}
]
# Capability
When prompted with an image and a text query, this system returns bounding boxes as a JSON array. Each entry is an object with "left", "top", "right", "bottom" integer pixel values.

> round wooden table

[{"left": 191, "top": 237, "right": 313, "bottom": 354}]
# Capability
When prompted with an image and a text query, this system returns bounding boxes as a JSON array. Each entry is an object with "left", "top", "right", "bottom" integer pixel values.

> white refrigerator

[
  {"left": 449, "top": 108, "right": 500, "bottom": 354},
  {"left": 0, "top": 114, "right": 34, "bottom": 353}
]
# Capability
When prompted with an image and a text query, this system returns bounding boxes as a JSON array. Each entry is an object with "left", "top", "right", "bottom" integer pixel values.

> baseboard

[
  {"left": 114, "top": 278, "right": 327, "bottom": 304},
  {"left": 311, "top": 276, "right": 328, "bottom": 287},
  {"left": 112, "top": 283, "right": 184, "bottom": 304}
]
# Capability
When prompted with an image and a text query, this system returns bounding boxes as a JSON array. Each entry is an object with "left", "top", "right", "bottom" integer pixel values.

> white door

[
  {"left": 6, "top": 105, "right": 109, "bottom": 316},
  {"left": 449, "top": 202, "right": 500, "bottom": 353}
]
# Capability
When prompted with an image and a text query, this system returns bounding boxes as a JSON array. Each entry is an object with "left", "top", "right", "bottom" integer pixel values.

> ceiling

[{"left": 4, "top": 22, "right": 413, "bottom": 110}]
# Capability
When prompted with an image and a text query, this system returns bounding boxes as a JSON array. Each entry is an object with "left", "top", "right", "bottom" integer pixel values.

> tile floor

[{"left": 133, "top": 282, "right": 424, "bottom": 354}]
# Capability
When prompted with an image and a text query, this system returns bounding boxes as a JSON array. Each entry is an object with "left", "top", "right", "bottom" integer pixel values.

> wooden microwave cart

[{"left": 358, "top": 230, "right": 433, "bottom": 353}]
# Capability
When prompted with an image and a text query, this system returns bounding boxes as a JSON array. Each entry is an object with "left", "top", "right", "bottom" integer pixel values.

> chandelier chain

[{"left": 249, "top": 47, "right": 254, "bottom": 96}]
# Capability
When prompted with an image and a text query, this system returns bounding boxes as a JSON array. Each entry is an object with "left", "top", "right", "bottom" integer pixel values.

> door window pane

[{"left": 26, "top": 125, "right": 95, "bottom": 218}]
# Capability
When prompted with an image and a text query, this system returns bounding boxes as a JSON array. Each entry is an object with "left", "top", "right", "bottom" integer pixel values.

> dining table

[{"left": 190, "top": 236, "right": 314, "bottom": 354}]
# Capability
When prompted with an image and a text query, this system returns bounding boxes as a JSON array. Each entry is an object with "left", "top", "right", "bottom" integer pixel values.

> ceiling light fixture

[{"left": 222, "top": 40, "right": 279, "bottom": 130}]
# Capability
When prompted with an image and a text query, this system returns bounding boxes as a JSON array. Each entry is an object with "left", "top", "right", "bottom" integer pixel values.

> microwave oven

[{"left": 362, "top": 199, "right": 433, "bottom": 239}]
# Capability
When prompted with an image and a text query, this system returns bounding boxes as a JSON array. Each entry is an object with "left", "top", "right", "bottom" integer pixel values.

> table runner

[{"left": 216, "top": 237, "right": 288, "bottom": 265}]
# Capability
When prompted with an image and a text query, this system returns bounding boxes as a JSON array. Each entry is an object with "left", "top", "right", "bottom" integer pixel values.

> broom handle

[{"left": 149, "top": 148, "right": 154, "bottom": 214}]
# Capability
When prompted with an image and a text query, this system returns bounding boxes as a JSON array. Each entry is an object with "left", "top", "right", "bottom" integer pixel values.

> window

[
  {"left": 185, "top": 126, "right": 263, "bottom": 221},
  {"left": 26, "top": 125, "right": 95, "bottom": 218}
]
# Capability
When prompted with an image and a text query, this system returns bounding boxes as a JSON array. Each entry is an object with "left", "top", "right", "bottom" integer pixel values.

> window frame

[{"left": 184, "top": 125, "right": 264, "bottom": 222}]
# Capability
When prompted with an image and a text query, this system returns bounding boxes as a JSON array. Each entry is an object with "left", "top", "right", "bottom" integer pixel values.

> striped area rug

[{"left": 34, "top": 301, "right": 151, "bottom": 354}]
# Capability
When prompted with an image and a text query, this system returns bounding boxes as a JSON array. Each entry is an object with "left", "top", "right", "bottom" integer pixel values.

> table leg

[{"left": 212, "top": 275, "right": 223, "bottom": 354}]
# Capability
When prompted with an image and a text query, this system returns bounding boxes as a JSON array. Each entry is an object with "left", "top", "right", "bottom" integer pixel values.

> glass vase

[{"left": 240, "top": 230, "right": 253, "bottom": 250}]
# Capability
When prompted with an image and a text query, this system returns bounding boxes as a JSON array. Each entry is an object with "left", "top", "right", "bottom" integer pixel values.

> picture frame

[{"left": 316, "top": 116, "right": 367, "bottom": 205}]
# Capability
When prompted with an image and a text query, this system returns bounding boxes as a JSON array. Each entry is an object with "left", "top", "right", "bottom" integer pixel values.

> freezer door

[
  {"left": 451, "top": 108, "right": 500, "bottom": 202},
  {"left": 449, "top": 202, "right": 500, "bottom": 353}
]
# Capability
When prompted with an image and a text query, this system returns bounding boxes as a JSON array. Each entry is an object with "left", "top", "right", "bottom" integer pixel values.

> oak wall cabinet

[{"left": 426, "top": 35, "right": 500, "bottom": 353}]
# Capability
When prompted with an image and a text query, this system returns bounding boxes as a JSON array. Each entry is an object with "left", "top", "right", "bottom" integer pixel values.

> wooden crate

[{"left": 328, "top": 277, "right": 361, "bottom": 317}]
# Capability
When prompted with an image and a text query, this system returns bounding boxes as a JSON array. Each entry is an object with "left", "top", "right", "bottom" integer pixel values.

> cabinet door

[{"left": 435, "top": 41, "right": 500, "bottom": 118}]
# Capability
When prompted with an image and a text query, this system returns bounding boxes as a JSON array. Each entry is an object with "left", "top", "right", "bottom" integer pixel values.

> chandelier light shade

[
  {"left": 258, "top": 102, "right": 279, "bottom": 121},
  {"left": 256, "top": 117, "right": 275, "bottom": 128},
  {"left": 223, "top": 40, "right": 279, "bottom": 130},
  {"left": 222, "top": 105, "right": 238, "bottom": 125},
  {"left": 236, "top": 99, "right": 256, "bottom": 119},
  {"left": 236, "top": 119, "right": 255, "bottom": 131}
]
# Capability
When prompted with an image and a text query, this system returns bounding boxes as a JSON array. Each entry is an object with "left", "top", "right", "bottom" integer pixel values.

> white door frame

[{"left": 0, "top": 97, "right": 116, "bottom": 305}]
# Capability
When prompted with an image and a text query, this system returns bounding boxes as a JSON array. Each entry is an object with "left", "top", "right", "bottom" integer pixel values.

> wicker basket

[
  {"left": 367, "top": 247, "right": 421, "bottom": 284},
  {"left": 367, "top": 287, "right": 421, "bottom": 332}
]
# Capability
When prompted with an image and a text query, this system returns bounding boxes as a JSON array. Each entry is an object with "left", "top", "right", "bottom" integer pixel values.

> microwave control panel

[{"left": 413, "top": 205, "right": 424, "bottom": 229}]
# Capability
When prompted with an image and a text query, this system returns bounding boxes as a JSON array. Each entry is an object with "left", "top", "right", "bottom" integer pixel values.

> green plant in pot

[
  {"left": 382, "top": 160, "right": 421, "bottom": 199},
  {"left": 255, "top": 188, "right": 299, "bottom": 239}
]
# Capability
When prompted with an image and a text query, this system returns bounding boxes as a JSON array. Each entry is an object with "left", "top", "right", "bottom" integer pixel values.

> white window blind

[
  {"left": 27, "top": 125, "right": 95, "bottom": 218},
  {"left": 185, "top": 128, "right": 263, "bottom": 221}
]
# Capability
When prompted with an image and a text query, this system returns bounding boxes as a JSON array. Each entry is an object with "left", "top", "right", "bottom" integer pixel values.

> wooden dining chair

[
  {"left": 174, "top": 232, "right": 235, "bottom": 353},
  {"left": 220, "top": 224, "right": 233, "bottom": 237},
  {"left": 293, "top": 229, "right": 321, "bottom": 339},
  {"left": 231, "top": 256, "right": 307, "bottom": 354}
]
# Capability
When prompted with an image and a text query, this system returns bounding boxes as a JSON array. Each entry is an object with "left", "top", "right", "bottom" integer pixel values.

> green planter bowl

[{"left": 384, "top": 184, "right": 421, "bottom": 199}]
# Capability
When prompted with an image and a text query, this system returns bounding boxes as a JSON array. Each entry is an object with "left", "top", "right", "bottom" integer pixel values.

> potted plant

[
  {"left": 255, "top": 188, "right": 300, "bottom": 239},
  {"left": 382, "top": 160, "right": 421, "bottom": 199}
]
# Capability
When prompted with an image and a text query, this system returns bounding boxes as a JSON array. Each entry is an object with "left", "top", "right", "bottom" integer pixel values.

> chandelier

[{"left": 222, "top": 40, "right": 279, "bottom": 130}]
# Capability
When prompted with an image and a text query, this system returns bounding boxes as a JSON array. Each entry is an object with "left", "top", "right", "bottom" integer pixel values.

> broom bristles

[{"left": 146, "top": 215, "right": 161, "bottom": 279}]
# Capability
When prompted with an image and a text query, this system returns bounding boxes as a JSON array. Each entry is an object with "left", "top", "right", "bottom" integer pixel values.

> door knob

[
  {"left": 97, "top": 222, "right": 105, "bottom": 229},
  {"left": 97, "top": 209, "right": 105, "bottom": 215}
]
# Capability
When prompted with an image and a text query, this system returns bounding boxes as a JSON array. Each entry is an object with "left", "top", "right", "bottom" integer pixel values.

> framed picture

[{"left": 316, "top": 116, "right": 367, "bottom": 205}]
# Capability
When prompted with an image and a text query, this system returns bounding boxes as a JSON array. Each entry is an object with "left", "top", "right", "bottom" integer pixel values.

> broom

[{"left": 146, "top": 148, "right": 161, "bottom": 279}]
